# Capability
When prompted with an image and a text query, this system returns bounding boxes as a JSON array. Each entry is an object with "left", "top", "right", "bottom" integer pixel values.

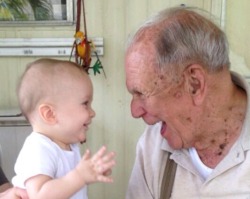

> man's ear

[
  {"left": 38, "top": 103, "right": 57, "bottom": 124},
  {"left": 184, "top": 64, "right": 206, "bottom": 105}
]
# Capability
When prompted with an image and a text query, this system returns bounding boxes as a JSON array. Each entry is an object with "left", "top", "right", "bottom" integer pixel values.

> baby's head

[{"left": 17, "top": 58, "right": 95, "bottom": 145}]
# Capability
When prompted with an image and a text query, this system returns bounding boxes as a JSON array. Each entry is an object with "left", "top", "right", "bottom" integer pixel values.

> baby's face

[{"left": 54, "top": 73, "right": 96, "bottom": 146}]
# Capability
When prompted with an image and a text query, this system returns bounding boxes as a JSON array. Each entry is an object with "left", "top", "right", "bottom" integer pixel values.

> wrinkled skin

[
  {"left": 125, "top": 41, "right": 198, "bottom": 149},
  {"left": 125, "top": 40, "right": 247, "bottom": 168}
]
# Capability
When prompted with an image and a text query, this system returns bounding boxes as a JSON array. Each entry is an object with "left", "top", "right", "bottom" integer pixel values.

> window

[{"left": 0, "top": 0, "right": 74, "bottom": 25}]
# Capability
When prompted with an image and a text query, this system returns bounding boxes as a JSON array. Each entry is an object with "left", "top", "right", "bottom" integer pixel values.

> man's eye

[{"left": 134, "top": 91, "right": 143, "bottom": 96}]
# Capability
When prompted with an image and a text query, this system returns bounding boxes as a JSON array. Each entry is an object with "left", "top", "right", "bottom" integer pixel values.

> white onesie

[{"left": 12, "top": 132, "right": 87, "bottom": 199}]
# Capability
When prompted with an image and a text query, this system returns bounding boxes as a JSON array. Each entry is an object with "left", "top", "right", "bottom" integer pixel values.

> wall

[
  {"left": 0, "top": 0, "right": 224, "bottom": 198},
  {"left": 226, "top": 0, "right": 250, "bottom": 76}
]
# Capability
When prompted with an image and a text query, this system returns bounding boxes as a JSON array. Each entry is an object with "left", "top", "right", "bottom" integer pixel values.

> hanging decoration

[{"left": 70, "top": 0, "right": 106, "bottom": 77}]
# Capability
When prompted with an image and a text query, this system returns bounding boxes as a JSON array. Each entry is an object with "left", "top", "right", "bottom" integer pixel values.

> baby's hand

[{"left": 76, "top": 146, "right": 116, "bottom": 185}]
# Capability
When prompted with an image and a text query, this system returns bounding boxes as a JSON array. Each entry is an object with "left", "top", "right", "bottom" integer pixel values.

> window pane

[{"left": 0, "top": 0, "right": 72, "bottom": 24}]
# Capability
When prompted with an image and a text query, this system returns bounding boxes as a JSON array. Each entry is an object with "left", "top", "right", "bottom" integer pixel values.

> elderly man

[{"left": 125, "top": 7, "right": 249, "bottom": 198}]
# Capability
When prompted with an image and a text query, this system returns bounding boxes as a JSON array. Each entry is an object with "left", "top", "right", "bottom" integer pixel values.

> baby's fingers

[
  {"left": 82, "top": 149, "right": 91, "bottom": 160},
  {"left": 103, "top": 169, "right": 112, "bottom": 176},
  {"left": 96, "top": 151, "right": 115, "bottom": 165},
  {"left": 96, "top": 159, "right": 116, "bottom": 175},
  {"left": 97, "top": 175, "right": 114, "bottom": 183},
  {"left": 91, "top": 146, "right": 107, "bottom": 162},
  {"left": 96, "top": 151, "right": 115, "bottom": 170}
]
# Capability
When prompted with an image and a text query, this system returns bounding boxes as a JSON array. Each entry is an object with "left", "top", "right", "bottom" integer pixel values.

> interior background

[{"left": 0, "top": 0, "right": 250, "bottom": 198}]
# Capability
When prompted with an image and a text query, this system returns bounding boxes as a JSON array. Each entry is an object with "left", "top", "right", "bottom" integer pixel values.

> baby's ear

[{"left": 38, "top": 104, "right": 57, "bottom": 124}]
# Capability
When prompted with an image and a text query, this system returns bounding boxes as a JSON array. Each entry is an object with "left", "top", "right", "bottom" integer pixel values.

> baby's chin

[
  {"left": 79, "top": 134, "right": 87, "bottom": 144},
  {"left": 80, "top": 139, "right": 86, "bottom": 144}
]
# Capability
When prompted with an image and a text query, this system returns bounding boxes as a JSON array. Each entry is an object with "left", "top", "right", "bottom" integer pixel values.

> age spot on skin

[
  {"left": 159, "top": 75, "right": 164, "bottom": 80},
  {"left": 219, "top": 143, "right": 227, "bottom": 150},
  {"left": 211, "top": 139, "right": 215, "bottom": 144},
  {"left": 186, "top": 117, "right": 192, "bottom": 123}
]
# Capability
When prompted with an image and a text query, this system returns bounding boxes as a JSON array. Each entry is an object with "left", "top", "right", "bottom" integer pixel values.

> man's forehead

[
  {"left": 126, "top": 41, "right": 159, "bottom": 70},
  {"left": 126, "top": 64, "right": 169, "bottom": 96}
]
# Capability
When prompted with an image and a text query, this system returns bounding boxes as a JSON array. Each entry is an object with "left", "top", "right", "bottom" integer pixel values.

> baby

[{"left": 12, "top": 58, "right": 115, "bottom": 199}]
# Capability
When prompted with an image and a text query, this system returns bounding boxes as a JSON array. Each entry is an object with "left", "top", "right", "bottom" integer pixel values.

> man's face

[{"left": 125, "top": 42, "right": 196, "bottom": 149}]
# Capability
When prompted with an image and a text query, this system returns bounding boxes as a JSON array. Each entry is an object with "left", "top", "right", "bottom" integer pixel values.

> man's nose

[{"left": 130, "top": 98, "right": 146, "bottom": 118}]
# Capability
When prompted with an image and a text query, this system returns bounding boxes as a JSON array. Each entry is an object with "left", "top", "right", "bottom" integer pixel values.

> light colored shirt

[
  {"left": 126, "top": 72, "right": 250, "bottom": 199},
  {"left": 12, "top": 132, "right": 87, "bottom": 199},
  {"left": 189, "top": 147, "right": 213, "bottom": 180}
]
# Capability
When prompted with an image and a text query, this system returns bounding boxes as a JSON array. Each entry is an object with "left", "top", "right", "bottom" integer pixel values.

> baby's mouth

[{"left": 84, "top": 121, "right": 91, "bottom": 128}]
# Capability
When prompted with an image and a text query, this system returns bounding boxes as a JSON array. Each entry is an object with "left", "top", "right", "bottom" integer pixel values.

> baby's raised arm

[{"left": 25, "top": 146, "right": 115, "bottom": 199}]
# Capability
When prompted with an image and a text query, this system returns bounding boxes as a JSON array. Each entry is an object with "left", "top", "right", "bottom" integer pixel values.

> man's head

[
  {"left": 126, "top": 7, "right": 230, "bottom": 74},
  {"left": 125, "top": 7, "right": 231, "bottom": 149}
]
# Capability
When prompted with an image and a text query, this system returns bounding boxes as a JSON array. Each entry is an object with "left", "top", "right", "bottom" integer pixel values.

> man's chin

[{"left": 162, "top": 135, "right": 184, "bottom": 150}]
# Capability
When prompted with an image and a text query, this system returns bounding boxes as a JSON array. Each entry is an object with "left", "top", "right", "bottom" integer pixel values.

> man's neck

[{"left": 194, "top": 76, "right": 247, "bottom": 168}]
